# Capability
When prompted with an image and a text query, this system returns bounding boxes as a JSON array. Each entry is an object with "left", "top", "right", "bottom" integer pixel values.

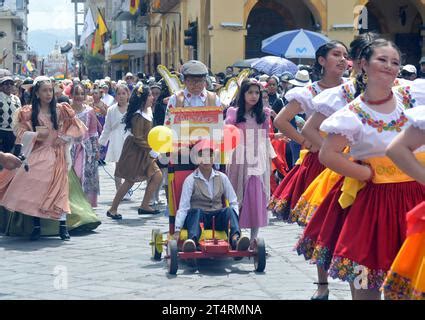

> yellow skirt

[
  {"left": 290, "top": 168, "right": 341, "bottom": 226},
  {"left": 383, "top": 202, "right": 425, "bottom": 300}
]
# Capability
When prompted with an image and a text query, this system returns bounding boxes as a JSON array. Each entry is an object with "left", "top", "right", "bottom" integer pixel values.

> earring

[{"left": 320, "top": 66, "right": 324, "bottom": 75}]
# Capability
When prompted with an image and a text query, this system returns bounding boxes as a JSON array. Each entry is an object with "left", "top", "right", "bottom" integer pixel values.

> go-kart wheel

[
  {"left": 151, "top": 229, "right": 162, "bottom": 261},
  {"left": 167, "top": 240, "right": 178, "bottom": 275},
  {"left": 253, "top": 238, "right": 266, "bottom": 272}
]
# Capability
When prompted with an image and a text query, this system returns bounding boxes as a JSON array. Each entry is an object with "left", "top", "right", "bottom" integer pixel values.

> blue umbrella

[
  {"left": 262, "top": 29, "right": 330, "bottom": 59},
  {"left": 251, "top": 56, "right": 297, "bottom": 76}
]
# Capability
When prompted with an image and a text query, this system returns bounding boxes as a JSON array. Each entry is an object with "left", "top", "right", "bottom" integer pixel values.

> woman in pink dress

[
  {"left": 226, "top": 78, "right": 274, "bottom": 245},
  {"left": 0, "top": 76, "right": 86, "bottom": 241}
]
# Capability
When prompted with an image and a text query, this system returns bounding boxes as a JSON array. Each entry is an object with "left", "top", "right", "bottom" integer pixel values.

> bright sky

[{"left": 28, "top": 0, "right": 77, "bottom": 30}]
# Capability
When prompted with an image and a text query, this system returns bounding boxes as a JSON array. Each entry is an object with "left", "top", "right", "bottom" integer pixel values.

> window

[{"left": 16, "top": 0, "right": 24, "bottom": 10}]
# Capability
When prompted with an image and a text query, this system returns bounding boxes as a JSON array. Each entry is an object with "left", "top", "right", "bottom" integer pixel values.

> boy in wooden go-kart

[{"left": 173, "top": 140, "right": 250, "bottom": 252}]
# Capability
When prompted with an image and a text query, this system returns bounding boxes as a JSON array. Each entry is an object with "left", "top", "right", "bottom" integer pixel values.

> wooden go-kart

[{"left": 149, "top": 163, "right": 266, "bottom": 275}]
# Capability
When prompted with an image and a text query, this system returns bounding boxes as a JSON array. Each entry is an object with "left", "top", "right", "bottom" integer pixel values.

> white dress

[{"left": 98, "top": 104, "right": 130, "bottom": 163}]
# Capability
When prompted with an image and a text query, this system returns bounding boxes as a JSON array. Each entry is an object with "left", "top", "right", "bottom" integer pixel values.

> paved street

[{"left": 0, "top": 163, "right": 351, "bottom": 300}]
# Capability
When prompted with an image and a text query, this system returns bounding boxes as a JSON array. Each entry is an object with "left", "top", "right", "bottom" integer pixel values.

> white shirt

[
  {"left": 98, "top": 103, "right": 130, "bottom": 162},
  {"left": 284, "top": 82, "right": 323, "bottom": 119},
  {"left": 167, "top": 88, "right": 221, "bottom": 109},
  {"left": 320, "top": 85, "right": 425, "bottom": 160},
  {"left": 175, "top": 168, "right": 239, "bottom": 231}
]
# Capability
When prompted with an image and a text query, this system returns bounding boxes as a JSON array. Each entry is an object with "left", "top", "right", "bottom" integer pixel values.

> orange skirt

[{"left": 382, "top": 202, "right": 425, "bottom": 300}]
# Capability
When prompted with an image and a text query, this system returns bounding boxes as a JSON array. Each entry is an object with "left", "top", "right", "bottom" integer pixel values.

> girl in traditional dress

[
  {"left": 225, "top": 79, "right": 274, "bottom": 245},
  {"left": 294, "top": 33, "right": 379, "bottom": 300},
  {"left": 382, "top": 105, "right": 425, "bottom": 300},
  {"left": 99, "top": 84, "right": 131, "bottom": 195},
  {"left": 106, "top": 84, "right": 162, "bottom": 219},
  {"left": 90, "top": 85, "right": 108, "bottom": 164},
  {"left": 70, "top": 82, "right": 100, "bottom": 207},
  {"left": 316, "top": 39, "right": 425, "bottom": 300},
  {"left": 269, "top": 41, "right": 348, "bottom": 221},
  {"left": 0, "top": 76, "right": 86, "bottom": 241}
]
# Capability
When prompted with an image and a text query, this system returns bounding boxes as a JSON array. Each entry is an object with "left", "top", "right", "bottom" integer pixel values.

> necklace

[{"left": 360, "top": 91, "right": 393, "bottom": 105}]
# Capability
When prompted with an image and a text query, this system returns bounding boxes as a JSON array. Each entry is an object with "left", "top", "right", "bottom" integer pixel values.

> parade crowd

[{"left": 0, "top": 32, "right": 424, "bottom": 301}]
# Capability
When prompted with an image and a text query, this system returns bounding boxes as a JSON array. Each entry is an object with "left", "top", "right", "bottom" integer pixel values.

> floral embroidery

[
  {"left": 348, "top": 85, "right": 416, "bottom": 133},
  {"left": 341, "top": 83, "right": 355, "bottom": 104},
  {"left": 329, "top": 256, "right": 388, "bottom": 289},
  {"left": 382, "top": 270, "right": 425, "bottom": 300},
  {"left": 291, "top": 196, "right": 320, "bottom": 226},
  {"left": 295, "top": 237, "right": 316, "bottom": 260},
  {"left": 349, "top": 102, "right": 409, "bottom": 133},
  {"left": 307, "top": 83, "right": 321, "bottom": 97},
  {"left": 397, "top": 86, "right": 416, "bottom": 109},
  {"left": 311, "top": 245, "right": 332, "bottom": 270}
]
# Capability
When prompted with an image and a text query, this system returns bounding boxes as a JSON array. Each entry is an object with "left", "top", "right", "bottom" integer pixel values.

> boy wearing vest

[{"left": 174, "top": 141, "right": 250, "bottom": 252}]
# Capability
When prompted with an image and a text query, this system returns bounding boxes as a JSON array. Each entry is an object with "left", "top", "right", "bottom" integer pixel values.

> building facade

[
  {"left": 0, "top": 0, "right": 30, "bottom": 74},
  {"left": 145, "top": 0, "right": 425, "bottom": 74}
]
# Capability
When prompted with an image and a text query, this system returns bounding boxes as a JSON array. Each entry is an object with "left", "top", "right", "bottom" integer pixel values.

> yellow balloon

[{"left": 148, "top": 126, "right": 173, "bottom": 153}]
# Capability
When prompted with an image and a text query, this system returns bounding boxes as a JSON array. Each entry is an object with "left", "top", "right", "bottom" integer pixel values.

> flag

[
  {"left": 92, "top": 9, "right": 108, "bottom": 55},
  {"left": 25, "top": 60, "right": 34, "bottom": 72},
  {"left": 130, "top": 0, "right": 140, "bottom": 15},
  {"left": 80, "top": 8, "right": 96, "bottom": 45},
  {"left": 97, "top": 8, "right": 108, "bottom": 37}
]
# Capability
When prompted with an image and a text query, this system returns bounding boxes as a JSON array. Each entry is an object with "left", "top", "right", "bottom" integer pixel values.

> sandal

[
  {"left": 311, "top": 282, "right": 329, "bottom": 300},
  {"left": 106, "top": 211, "right": 122, "bottom": 220}
]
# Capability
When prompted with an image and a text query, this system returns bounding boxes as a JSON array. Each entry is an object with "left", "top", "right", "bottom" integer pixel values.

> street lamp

[{"left": 61, "top": 41, "right": 74, "bottom": 79}]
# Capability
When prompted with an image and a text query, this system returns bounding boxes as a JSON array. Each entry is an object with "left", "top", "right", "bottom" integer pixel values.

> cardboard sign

[{"left": 167, "top": 107, "right": 224, "bottom": 146}]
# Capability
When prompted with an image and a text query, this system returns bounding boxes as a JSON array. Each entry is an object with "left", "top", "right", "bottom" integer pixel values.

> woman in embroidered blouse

[
  {"left": 0, "top": 76, "right": 86, "bottom": 240},
  {"left": 106, "top": 84, "right": 162, "bottom": 219},
  {"left": 293, "top": 33, "right": 379, "bottom": 300},
  {"left": 99, "top": 84, "right": 131, "bottom": 194},
  {"left": 70, "top": 82, "right": 100, "bottom": 207},
  {"left": 317, "top": 39, "right": 425, "bottom": 300},
  {"left": 269, "top": 41, "right": 348, "bottom": 221},
  {"left": 382, "top": 105, "right": 425, "bottom": 300},
  {"left": 225, "top": 79, "right": 274, "bottom": 245}
]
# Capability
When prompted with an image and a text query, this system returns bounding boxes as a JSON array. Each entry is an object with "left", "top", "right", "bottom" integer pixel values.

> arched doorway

[
  {"left": 245, "top": 0, "right": 321, "bottom": 59},
  {"left": 358, "top": 0, "right": 423, "bottom": 65}
]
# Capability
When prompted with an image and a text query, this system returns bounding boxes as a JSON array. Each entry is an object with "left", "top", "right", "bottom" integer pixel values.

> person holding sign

[{"left": 166, "top": 60, "right": 221, "bottom": 109}]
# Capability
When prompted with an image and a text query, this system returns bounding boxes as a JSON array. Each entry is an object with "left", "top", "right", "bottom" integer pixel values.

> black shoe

[
  {"left": 30, "top": 226, "right": 41, "bottom": 241},
  {"left": 107, "top": 211, "right": 122, "bottom": 220},
  {"left": 59, "top": 225, "right": 70, "bottom": 241},
  {"left": 138, "top": 208, "right": 160, "bottom": 215},
  {"left": 311, "top": 282, "right": 329, "bottom": 300}
]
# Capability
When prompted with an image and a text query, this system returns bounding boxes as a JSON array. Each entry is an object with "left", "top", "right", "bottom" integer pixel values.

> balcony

[
  {"left": 110, "top": 40, "right": 147, "bottom": 57},
  {"left": 114, "top": 0, "right": 137, "bottom": 21},
  {"left": 151, "top": 0, "right": 179, "bottom": 13}
]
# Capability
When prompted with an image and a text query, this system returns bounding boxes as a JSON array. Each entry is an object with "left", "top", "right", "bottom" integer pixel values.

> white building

[{"left": 0, "top": 0, "right": 30, "bottom": 74}]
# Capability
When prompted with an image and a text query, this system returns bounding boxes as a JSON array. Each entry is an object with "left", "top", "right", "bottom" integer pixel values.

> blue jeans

[
  {"left": 183, "top": 207, "right": 240, "bottom": 244},
  {"left": 287, "top": 140, "right": 301, "bottom": 169}
]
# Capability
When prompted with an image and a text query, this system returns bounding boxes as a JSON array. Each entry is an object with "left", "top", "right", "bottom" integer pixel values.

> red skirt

[
  {"left": 295, "top": 177, "right": 348, "bottom": 270},
  {"left": 286, "top": 152, "right": 326, "bottom": 223},
  {"left": 328, "top": 181, "right": 425, "bottom": 289},
  {"left": 268, "top": 164, "right": 301, "bottom": 215}
]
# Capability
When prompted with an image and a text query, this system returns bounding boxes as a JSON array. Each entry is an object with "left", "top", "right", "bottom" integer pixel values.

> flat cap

[{"left": 181, "top": 60, "right": 208, "bottom": 76}]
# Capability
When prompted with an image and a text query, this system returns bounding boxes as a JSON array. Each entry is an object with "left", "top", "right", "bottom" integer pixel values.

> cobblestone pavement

[{"left": 0, "top": 163, "right": 352, "bottom": 300}]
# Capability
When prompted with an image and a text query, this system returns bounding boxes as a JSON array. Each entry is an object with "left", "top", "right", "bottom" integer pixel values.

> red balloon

[{"left": 221, "top": 124, "right": 241, "bottom": 151}]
